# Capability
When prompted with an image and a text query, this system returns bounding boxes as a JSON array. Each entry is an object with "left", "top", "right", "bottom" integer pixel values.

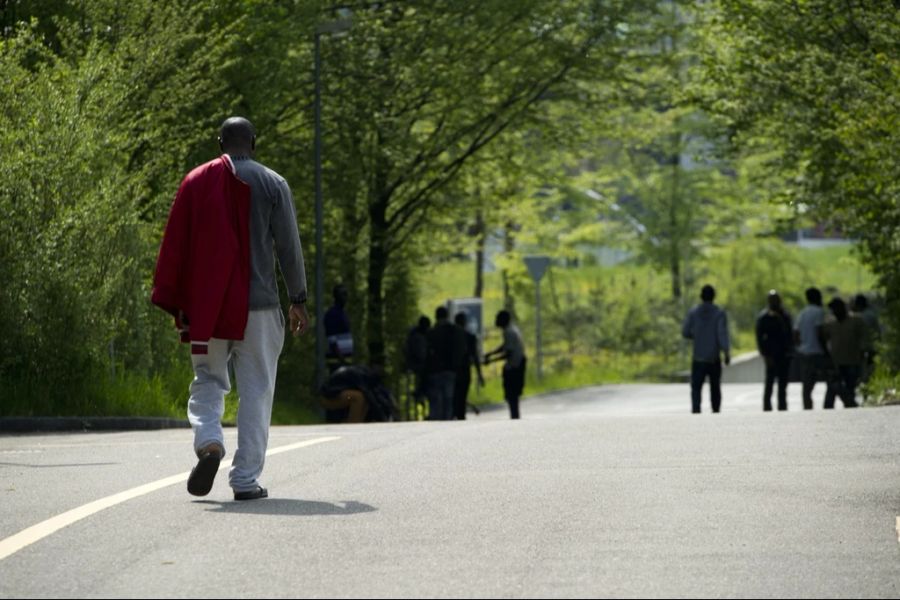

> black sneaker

[
  {"left": 234, "top": 486, "right": 268, "bottom": 501},
  {"left": 187, "top": 444, "right": 224, "bottom": 497}
]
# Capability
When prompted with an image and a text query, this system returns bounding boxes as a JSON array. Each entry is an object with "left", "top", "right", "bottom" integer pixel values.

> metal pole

[
  {"left": 313, "top": 32, "right": 326, "bottom": 388},
  {"left": 535, "top": 281, "right": 542, "bottom": 380}
]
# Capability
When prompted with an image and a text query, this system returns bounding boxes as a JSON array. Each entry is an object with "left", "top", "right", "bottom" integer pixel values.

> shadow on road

[{"left": 196, "top": 498, "right": 377, "bottom": 516}]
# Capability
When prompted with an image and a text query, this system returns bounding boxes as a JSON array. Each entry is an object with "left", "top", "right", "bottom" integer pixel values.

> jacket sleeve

[
  {"left": 151, "top": 177, "right": 192, "bottom": 318},
  {"left": 681, "top": 311, "right": 693, "bottom": 340}
]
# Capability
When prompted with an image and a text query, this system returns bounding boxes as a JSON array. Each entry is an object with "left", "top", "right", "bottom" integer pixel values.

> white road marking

[{"left": 0, "top": 436, "right": 340, "bottom": 562}]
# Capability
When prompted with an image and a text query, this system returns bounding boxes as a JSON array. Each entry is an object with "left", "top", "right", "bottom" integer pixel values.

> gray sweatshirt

[
  {"left": 682, "top": 302, "right": 730, "bottom": 363},
  {"left": 231, "top": 156, "right": 307, "bottom": 310}
]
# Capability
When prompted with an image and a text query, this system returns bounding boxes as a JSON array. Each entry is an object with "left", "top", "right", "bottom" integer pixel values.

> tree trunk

[
  {"left": 669, "top": 128, "right": 682, "bottom": 301},
  {"left": 341, "top": 191, "right": 364, "bottom": 361},
  {"left": 366, "top": 195, "right": 389, "bottom": 370},
  {"left": 502, "top": 221, "right": 516, "bottom": 313},
  {"left": 474, "top": 211, "right": 485, "bottom": 298}
]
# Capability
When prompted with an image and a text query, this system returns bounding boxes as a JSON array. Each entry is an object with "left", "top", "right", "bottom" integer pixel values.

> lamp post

[{"left": 313, "top": 18, "right": 352, "bottom": 388}]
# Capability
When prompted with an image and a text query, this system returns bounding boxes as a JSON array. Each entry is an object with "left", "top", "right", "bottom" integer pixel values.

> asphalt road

[{"left": 2, "top": 383, "right": 899, "bottom": 598}]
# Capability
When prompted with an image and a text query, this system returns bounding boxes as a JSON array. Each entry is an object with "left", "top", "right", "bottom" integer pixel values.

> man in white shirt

[
  {"left": 793, "top": 287, "right": 826, "bottom": 410},
  {"left": 484, "top": 310, "right": 527, "bottom": 419}
]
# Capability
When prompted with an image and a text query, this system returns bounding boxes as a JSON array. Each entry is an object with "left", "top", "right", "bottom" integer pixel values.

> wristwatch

[{"left": 290, "top": 292, "right": 308, "bottom": 305}]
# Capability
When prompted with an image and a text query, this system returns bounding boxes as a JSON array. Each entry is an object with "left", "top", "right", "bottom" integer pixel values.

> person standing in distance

[
  {"left": 755, "top": 290, "right": 794, "bottom": 411},
  {"left": 425, "top": 306, "right": 466, "bottom": 421},
  {"left": 793, "top": 287, "right": 827, "bottom": 410},
  {"left": 324, "top": 283, "right": 354, "bottom": 373},
  {"left": 484, "top": 310, "right": 527, "bottom": 420},
  {"left": 152, "top": 117, "right": 309, "bottom": 501},
  {"left": 453, "top": 312, "right": 486, "bottom": 420},
  {"left": 682, "top": 285, "right": 731, "bottom": 414},
  {"left": 820, "top": 297, "right": 867, "bottom": 409}
]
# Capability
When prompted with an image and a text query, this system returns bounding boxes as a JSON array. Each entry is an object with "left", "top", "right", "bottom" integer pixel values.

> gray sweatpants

[{"left": 188, "top": 308, "right": 285, "bottom": 493}]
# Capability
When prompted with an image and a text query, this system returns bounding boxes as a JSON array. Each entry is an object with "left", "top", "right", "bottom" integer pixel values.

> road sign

[{"left": 524, "top": 255, "right": 551, "bottom": 283}]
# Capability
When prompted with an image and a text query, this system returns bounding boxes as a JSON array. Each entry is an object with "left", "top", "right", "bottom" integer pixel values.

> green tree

[
  {"left": 558, "top": 1, "right": 767, "bottom": 304},
  {"left": 299, "top": 0, "right": 656, "bottom": 367},
  {"left": 0, "top": 1, "right": 238, "bottom": 412},
  {"left": 696, "top": 0, "right": 900, "bottom": 365}
]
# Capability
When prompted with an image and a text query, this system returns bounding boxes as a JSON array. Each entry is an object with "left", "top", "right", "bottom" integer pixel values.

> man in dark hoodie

[
  {"left": 425, "top": 306, "right": 467, "bottom": 420},
  {"left": 755, "top": 290, "right": 794, "bottom": 411},
  {"left": 682, "top": 285, "right": 731, "bottom": 414},
  {"left": 820, "top": 297, "right": 867, "bottom": 409}
]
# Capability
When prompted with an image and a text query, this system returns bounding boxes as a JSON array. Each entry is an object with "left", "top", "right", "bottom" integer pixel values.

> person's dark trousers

[
  {"left": 800, "top": 353, "right": 825, "bottom": 410},
  {"left": 453, "top": 370, "right": 471, "bottom": 420},
  {"left": 503, "top": 358, "right": 527, "bottom": 420},
  {"left": 824, "top": 365, "right": 861, "bottom": 409},
  {"left": 427, "top": 371, "right": 456, "bottom": 420},
  {"left": 691, "top": 360, "right": 722, "bottom": 414},
  {"left": 763, "top": 356, "right": 791, "bottom": 411}
]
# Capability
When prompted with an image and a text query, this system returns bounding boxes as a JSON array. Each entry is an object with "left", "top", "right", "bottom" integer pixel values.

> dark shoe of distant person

[
  {"left": 187, "top": 442, "right": 225, "bottom": 497},
  {"left": 234, "top": 486, "right": 268, "bottom": 501}
]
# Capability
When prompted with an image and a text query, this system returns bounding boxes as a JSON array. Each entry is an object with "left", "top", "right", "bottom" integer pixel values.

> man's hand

[
  {"left": 724, "top": 353, "right": 731, "bottom": 367},
  {"left": 289, "top": 303, "right": 310, "bottom": 336}
]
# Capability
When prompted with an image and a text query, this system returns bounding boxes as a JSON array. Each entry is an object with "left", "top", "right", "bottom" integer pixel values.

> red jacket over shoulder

[{"left": 151, "top": 155, "right": 251, "bottom": 354}]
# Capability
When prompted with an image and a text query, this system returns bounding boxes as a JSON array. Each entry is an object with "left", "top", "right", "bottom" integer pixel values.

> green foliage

[
  {"left": 862, "top": 361, "right": 900, "bottom": 407},
  {"left": 2, "top": 0, "right": 896, "bottom": 420},
  {"left": 695, "top": 0, "right": 900, "bottom": 368},
  {"left": 302, "top": 0, "right": 660, "bottom": 367},
  {"left": 0, "top": 1, "right": 238, "bottom": 413}
]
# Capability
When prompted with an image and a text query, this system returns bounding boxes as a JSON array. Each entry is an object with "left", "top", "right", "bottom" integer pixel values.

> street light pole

[
  {"left": 313, "top": 31, "right": 326, "bottom": 388},
  {"left": 313, "top": 18, "right": 352, "bottom": 389}
]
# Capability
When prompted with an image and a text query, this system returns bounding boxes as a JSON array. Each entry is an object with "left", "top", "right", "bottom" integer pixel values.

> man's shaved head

[{"left": 219, "top": 117, "right": 256, "bottom": 154}]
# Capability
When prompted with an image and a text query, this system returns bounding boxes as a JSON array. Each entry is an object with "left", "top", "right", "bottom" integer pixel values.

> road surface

[{"left": 2, "top": 383, "right": 899, "bottom": 598}]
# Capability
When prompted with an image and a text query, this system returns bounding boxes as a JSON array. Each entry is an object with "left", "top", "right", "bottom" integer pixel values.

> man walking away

[
  {"left": 755, "top": 290, "right": 794, "bottom": 411},
  {"left": 682, "top": 285, "right": 731, "bottom": 414},
  {"left": 793, "top": 287, "right": 827, "bottom": 410},
  {"left": 425, "top": 307, "right": 466, "bottom": 420},
  {"left": 820, "top": 297, "right": 867, "bottom": 409},
  {"left": 152, "top": 117, "right": 309, "bottom": 501},
  {"left": 484, "top": 310, "right": 527, "bottom": 420}
]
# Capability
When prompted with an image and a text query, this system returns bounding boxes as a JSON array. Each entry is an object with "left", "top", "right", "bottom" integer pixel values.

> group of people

[
  {"left": 405, "top": 308, "right": 527, "bottom": 421},
  {"left": 318, "top": 294, "right": 530, "bottom": 423},
  {"left": 150, "top": 116, "right": 881, "bottom": 504},
  {"left": 684, "top": 284, "right": 879, "bottom": 414}
]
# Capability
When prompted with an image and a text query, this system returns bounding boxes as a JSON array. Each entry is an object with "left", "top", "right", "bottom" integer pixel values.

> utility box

[{"left": 446, "top": 297, "right": 484, "bottom": 341}]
